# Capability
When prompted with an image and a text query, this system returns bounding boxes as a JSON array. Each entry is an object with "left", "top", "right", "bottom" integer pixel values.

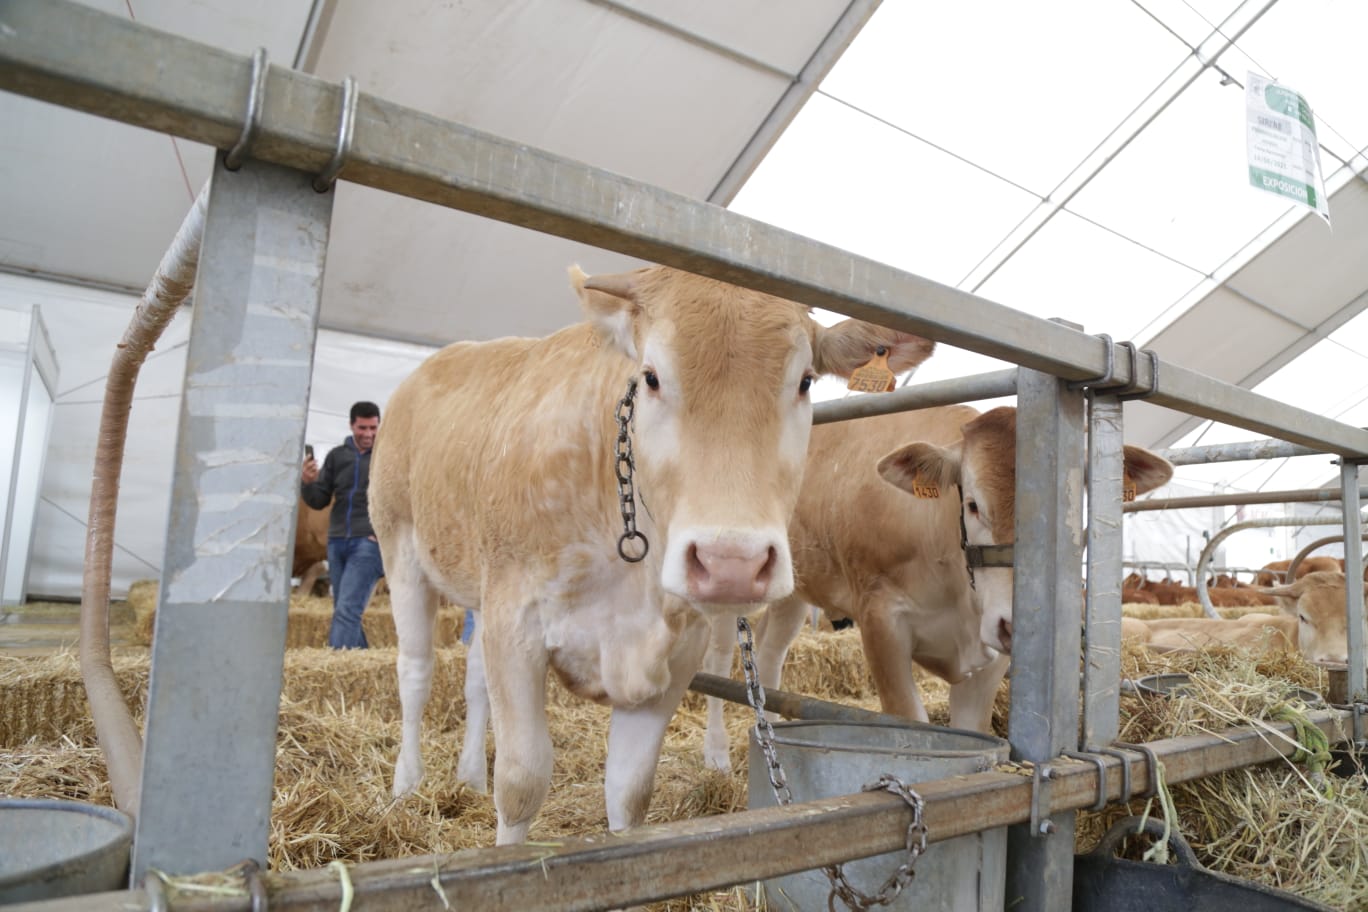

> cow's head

[
  {"left": 1261, "top": 570, "right": 1365, "bottom": 667},
  {"left": 875, "top": 406, "right": 1174, "bottom": 655},
  {"left": 574, "top": 265, "right": 934, "bottom": 609}
]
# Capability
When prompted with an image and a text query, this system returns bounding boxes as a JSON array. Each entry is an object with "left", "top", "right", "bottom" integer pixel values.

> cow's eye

[
  {"left": 643, "top": 369, "right": 659, "bottom": 391},
  {"left": 799, "top": 374, "right": 814, "bottom": 396},
  {"left": 966, "top": 500, "right": 979, "bottom": 516},
  {"left": 1298, "top": 613, "right": 1309, "bottom": 624}
]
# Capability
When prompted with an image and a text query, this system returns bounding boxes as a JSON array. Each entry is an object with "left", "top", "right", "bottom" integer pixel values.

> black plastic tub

[{"left": 1073, "top": 816, "right": 1335, "bottom": 912}]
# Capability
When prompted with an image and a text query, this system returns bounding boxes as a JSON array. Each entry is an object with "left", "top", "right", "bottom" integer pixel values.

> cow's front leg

[
  {"left": 700, "top": 614, "right": 736, "bottom": 771},
  {"left": 752, "top": 595, "right": 810, "bottom": 702},
  {"left": 456, "top": 622, "right": 490, "bottom": 793},
  {"left": 605, "top": 619, "right": 710, "bottom": 830},
  {"left": 857, "top": 602, "right": 928, "bottom": 722},
  {"left": 485, "top": 614, "right": 552, "bottom": 845},
  {"left": 948, "top": 651, "right": 1009, "bottom": 734}
]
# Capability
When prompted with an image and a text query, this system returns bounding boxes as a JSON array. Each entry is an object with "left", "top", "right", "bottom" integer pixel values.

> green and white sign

[{"left": 1246, "top": 71, "right": 1329, "bottom": 223}]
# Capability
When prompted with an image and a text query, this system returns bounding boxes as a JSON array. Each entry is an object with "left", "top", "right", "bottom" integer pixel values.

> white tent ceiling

[{"left": 2, "top": 0, "right": 1366, "bottom": 597}]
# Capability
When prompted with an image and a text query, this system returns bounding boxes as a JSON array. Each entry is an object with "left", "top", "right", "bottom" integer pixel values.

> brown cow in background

[
  {"left": 1254, "top": 556, "right": 1341, "bottom": 587},
  {"left": 293, "top": 496, "right": 331, "bottom": 596}
]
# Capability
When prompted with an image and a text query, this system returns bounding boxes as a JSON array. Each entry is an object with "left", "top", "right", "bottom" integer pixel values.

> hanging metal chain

[
  {"left": 615, "top": 377, "right": 649, "bottom": 562},
  {"left": 738, "top": 615, "right": 791, "bottom": 805},
  {"left": 736, "top": 617, "right": 928, "bottom": 911}
]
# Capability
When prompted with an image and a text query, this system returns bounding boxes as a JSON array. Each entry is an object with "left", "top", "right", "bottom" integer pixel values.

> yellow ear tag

[
  {"left": 847, "top": 348, "right": 897, "bottom": 393},
  {"left": 910, "top": 479, "right": 940, "bottom": 499},
  {"left": 1122, "top": 482, "right": 1137, "bottom": 503}
]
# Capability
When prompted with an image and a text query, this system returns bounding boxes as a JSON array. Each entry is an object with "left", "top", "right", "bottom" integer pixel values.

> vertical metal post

[
  {"left": 132, "top": 157, "right": 333, "bottom": 880},
  {"left": 1081, "top": 394, "right": 1124, "bottom": 748},
  {"left": 1005, "top": 368, "right": 1086, "bottom": 911},
  {"left": 1342, "top": 460, "right": 1366, "bottom": 704}
]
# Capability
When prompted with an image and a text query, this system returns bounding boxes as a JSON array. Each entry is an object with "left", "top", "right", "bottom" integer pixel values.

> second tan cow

[{"left": 702, "top": 405, "right": 1172, "bottom": 769}]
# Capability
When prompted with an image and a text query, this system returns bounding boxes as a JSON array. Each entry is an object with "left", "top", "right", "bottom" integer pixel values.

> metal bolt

[{"left": 1038, "top": 820, "right": 1056, "bottom": 835}]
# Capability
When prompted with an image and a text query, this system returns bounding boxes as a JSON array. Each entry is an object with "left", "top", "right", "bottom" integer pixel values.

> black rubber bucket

[{"left": 1073, "top": 816, "right": 1335, "bottom": 911}]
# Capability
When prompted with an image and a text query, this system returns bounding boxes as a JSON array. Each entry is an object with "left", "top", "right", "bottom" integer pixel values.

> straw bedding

[{"left": 3, "top": 608, "right": 1363, "bottom": 910}]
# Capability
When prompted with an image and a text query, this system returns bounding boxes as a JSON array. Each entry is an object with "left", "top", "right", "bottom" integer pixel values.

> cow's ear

[
  {"left": 877, "top": 442, "right": 959, "bottom": 499},
  {"left": 572, "top": 265, "right": 642, "bottom": 360},
  {"left": 1122, "top": 445, "right": 1174, "bottom": 495},
  {"left": 1259, "top": 578, "right": 1305, "bottom": 613},
  {"left": 812, "top": 320, "right": 935, "bottom": 378}
]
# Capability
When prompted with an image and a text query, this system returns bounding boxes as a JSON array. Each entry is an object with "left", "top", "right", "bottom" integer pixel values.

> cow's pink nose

[{"left": 687, "top": 542, "right": 776, "bottom": 603}]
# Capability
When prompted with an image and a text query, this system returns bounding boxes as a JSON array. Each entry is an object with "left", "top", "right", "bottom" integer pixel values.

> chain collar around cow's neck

[{"left": 615, "top": 376, "right": 649, "bottom": 562}]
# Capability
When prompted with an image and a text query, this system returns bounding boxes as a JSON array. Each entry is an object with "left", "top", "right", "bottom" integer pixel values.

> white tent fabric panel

[
  {"left": 0, "top": 0, "right": 315, "bottom": 290},
  {"left": 0, "top": 272, "right": 436, "bottom": 599},
  {"left": 299, "top": 0, "right": 858, "bottom": 346},
  {"left": 1126, "top": 177, "right": 1368, "bottom": 465}
]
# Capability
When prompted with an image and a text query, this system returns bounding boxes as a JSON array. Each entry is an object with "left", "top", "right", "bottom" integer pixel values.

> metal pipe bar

[
  {"left": 1156, "top": 437, "right": 1327, "bottom": 465},
  {"left": 812, "top": 368, "right": 1017, "bottom": 425},
  {"left": 132, "top": 157, "right": 332, "bottom": 879},
  {"left": 1193, "top": 515, "right": 1364, "bottom": 619},
  {"left": 4, "top": 0, "right": 1368, "bottom": 456},
  {"left": 1082, "top": 395, "right": 1125, "bottom": 749},
  {"left": 1006, "top": 369, "right": 1086, "bottom": 909},
  {"left": 1342, "top": 462, "right": 1367, "bottom": 702},
  {"left": 19, "top": 711, "right": 1353, "bottom": 912},
  {"left": 687, "top": 672, "right": 913, "bottom": 725},
  {"left": 1287, "top": 534, "right": 1368, "bottom": 580},
  {"left": 1125, "top": 485, "right": 1368, "bottom": 512}
]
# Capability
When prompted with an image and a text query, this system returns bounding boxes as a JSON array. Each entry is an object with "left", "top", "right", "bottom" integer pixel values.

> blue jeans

[
  {"left": 462, "top": 609, "right": 477, "bottom": 645},
  {"left": 326, "top": 536, "right": 384, "bottom": 649}
]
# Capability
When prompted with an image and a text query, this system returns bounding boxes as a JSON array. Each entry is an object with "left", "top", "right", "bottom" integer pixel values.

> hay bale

[
  {"left": 122, "top": 580, "right": 462, "bottom": 650},
  {"left": 1123, "top": 600, "right": 1274, "bottom": 621},
  {"left": 0, "top": 650, "right": 148, "bottom": 747}
]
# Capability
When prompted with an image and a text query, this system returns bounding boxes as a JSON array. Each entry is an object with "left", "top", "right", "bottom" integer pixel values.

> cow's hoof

[
  {"left": 393, "top": 759, "right": 423, "bottom": 798},
  {"left": 702, "top": 746, "right": 732, "bottom": 773}
]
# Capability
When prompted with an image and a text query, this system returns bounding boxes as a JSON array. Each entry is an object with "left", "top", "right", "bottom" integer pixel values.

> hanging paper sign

[{"left": 1245, "top": 71, "right": 1329, "bottom": 224}]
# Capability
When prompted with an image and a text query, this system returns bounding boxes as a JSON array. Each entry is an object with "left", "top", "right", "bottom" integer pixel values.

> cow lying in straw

[
  {"left": 370, "top": 264, "right": 934, "bottom": 844},
  {"left": 1127, "top": 571, "right": 1359, "bottom": 665}
]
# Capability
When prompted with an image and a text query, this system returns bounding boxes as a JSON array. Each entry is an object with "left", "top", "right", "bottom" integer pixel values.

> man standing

[{"left": 302, "top": 401, "right": 384, "bottom": 649}]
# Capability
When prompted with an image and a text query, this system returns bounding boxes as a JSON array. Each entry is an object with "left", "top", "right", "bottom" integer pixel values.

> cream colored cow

[
  {"left": 369, "top": 264, "right": 933, "bottom": 844},
  {"left": 1130, "top": 570, "right": 1361, "bottom": 665},
  {"left": 701, "top": 405, "right": 1174, "bottom": 770}
]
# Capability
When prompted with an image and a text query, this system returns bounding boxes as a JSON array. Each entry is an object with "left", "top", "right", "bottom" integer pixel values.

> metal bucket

[
  {"left": 1073, "top": 816, "right": 1335, "bottom": 911},
  {"left": 748, "top": 720, "right": 1011, "bottom": 912},
  {"left": 1130, "top": 672, "right": 1323, "bottom": 706},
  {"left": 0, "top": 799, "right": 133, "bottom": 904}
]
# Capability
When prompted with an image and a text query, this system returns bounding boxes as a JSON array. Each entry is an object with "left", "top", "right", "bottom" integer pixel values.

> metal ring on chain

[{"left": 617, "top": 530, "right": 648, "bottom": 562}]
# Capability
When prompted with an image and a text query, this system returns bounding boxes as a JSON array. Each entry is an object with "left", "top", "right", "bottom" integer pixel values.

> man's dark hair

[{"left": 350, "top": 401, "right": 381, "bottom": 423}]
